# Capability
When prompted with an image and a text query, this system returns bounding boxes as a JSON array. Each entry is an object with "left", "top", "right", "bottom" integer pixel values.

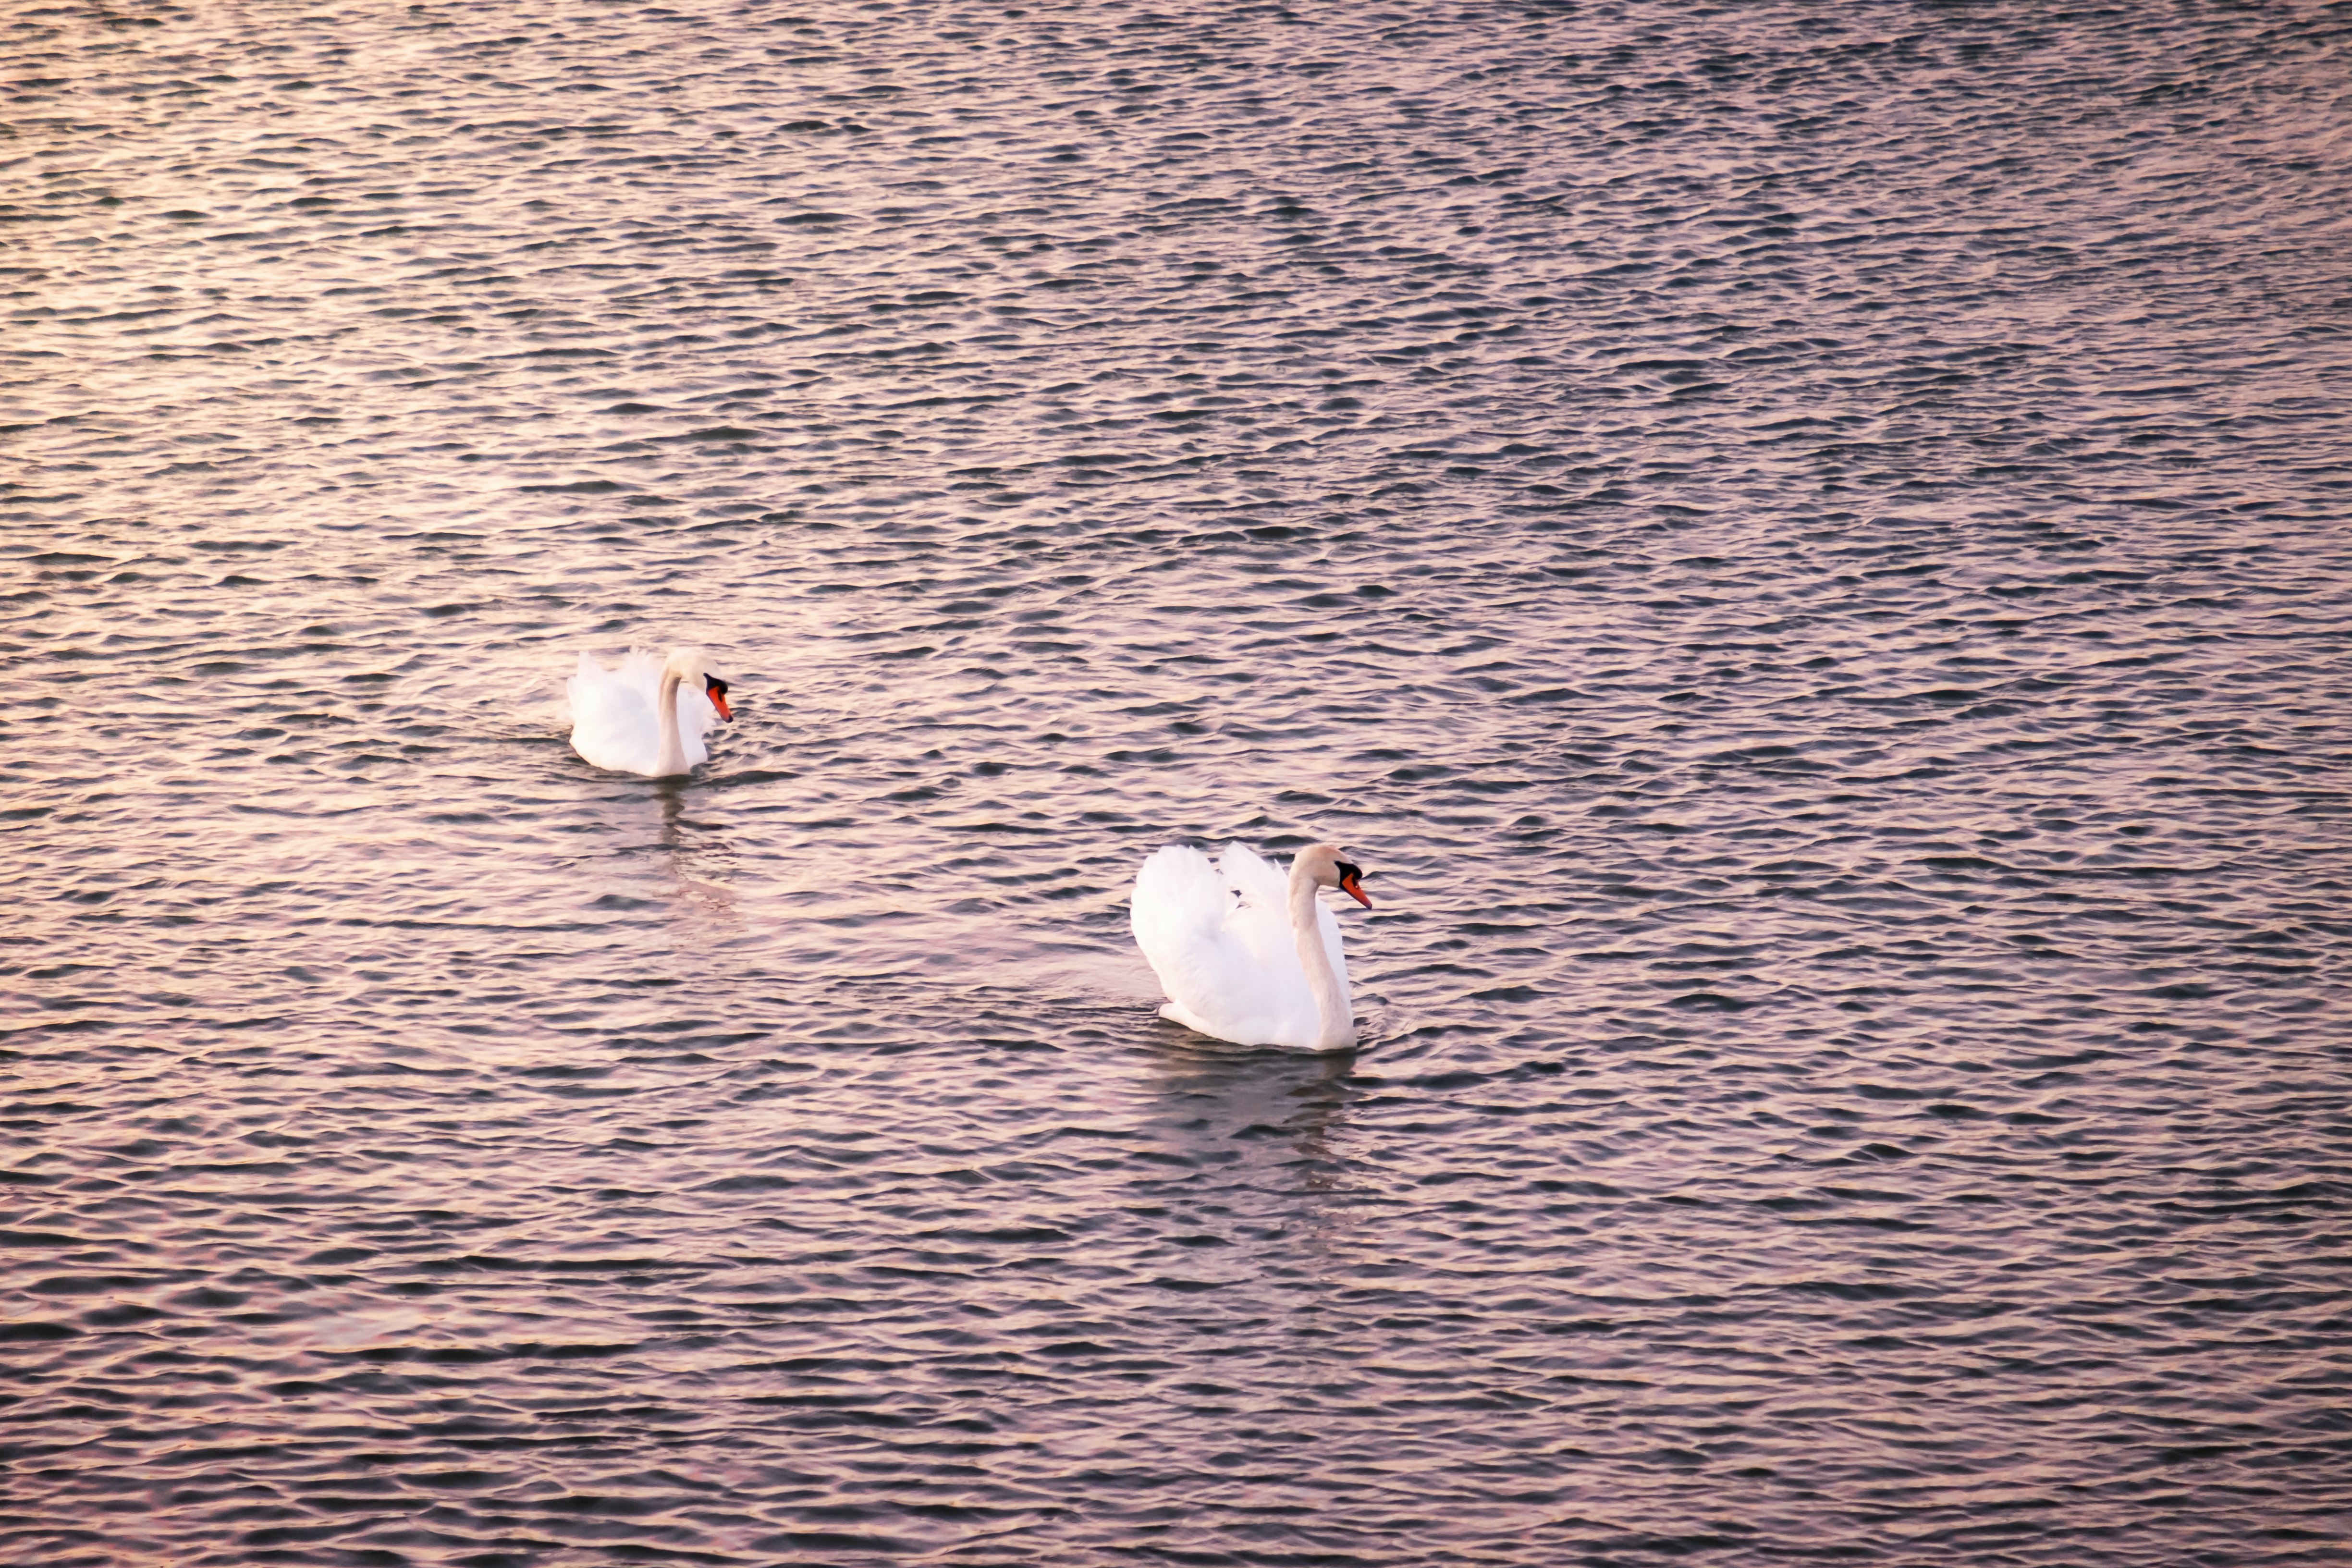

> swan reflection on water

[
  {"left": 1139, "top": 1037, "right": 1363, "bottom": 1190},
  {"left": 1122, "top": 1039, "right": 1378, "bottom": 1333},
  {"left": 650, "top": 777, "right": 739, "bottom": 924}
]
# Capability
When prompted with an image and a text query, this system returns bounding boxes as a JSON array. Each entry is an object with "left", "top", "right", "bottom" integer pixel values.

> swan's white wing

[
  {"left": 568, "top": 651, "right": 661, "bottom": 775},
  {"left": 617, "top": 648, "right": 666, "bottom": 698},
  {"left": 1213, "top": 841, "right": 1304, "bottom": 983},
  {"left": 1218, "top": 841, "right": 1288, "bottom": 906},
  {"left": 1131, "top": 845, "right": 1229, "bottom": 1007}
]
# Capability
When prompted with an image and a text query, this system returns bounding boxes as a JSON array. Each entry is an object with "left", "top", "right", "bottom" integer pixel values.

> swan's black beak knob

[
  {"left": 1336, "top": 863, "right": 1371, "bottom": 908},
  {"left": 704, "top": 674, "right": 733, "bottom": 721}
]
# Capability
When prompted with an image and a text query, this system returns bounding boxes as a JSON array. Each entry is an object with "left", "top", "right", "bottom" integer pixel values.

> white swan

[
  {"left": 566, "top": 647, "right": 733, "bottom": 777},
  {"left": 1130, "top": 842, "right": 1372, "bottom": 1052}
]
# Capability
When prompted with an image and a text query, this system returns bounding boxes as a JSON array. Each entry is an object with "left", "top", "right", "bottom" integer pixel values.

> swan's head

[
  {"left": 1298, "top": 843, "right": 1372, "bottom": 908},
  {"left": 662, "top": 647, "right": 733, "bottom": 722}
]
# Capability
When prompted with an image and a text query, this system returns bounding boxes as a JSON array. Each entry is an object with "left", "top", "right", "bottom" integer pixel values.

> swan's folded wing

[
  {"left": 617, "top": 648, "right": 668, "bottom": 700},
  {"left": 1216, "top": 842, "right": 1287, "bottom": 909},
  {"left": 1132, "top": 845, "right": 1255, "bottom": 1019},
  {"left": 1214, "top": 842, "right": 1302, "bottom": 976},
  {"left": 568, "top": 652, "right": 658, "bottom": 774},
  {"left": 567, "top": 650, "right": 613, "bottom": 709},
  {"left": 1132, "top": 845, "right": 1224, "bottom": 956}
]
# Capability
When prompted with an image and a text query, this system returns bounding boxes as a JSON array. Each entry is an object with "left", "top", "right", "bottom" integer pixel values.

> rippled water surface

[{"left": 7, "top": 2, "right": 2352, "bottom": 1563}]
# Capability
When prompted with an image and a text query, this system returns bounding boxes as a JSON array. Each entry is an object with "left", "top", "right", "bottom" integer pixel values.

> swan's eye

[{"left": 705, "top": 676, "right": 729, "bottom": 697}]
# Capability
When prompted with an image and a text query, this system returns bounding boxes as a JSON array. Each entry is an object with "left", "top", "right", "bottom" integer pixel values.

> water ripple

[{"left": 4, "top": 1, "right": 2350, "bottom": 1563}]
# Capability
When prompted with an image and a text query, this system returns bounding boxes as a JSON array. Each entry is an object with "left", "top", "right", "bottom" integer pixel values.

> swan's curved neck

[
  {"left": 653, "top": 666, "right": 687, "bottom": 777},
  {"left": 1288, "top": 862, "right": 1354, "bottom": 1051}
]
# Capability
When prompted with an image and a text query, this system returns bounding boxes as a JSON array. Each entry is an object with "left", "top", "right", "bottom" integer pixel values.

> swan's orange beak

[
  {"left": 704, "top": 676, "right": 733, "bottom": 722},
  {"left": 1337, "top": 866, "right": 1371, "bottom": 908}
]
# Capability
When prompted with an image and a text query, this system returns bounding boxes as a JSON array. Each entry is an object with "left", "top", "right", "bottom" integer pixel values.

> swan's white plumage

[
  {"left": 567, "top": 649, "right": 716, "bottom": 777},
  {"left": 1130, "top": 843, "right": 1350, "bottom": 1051}
]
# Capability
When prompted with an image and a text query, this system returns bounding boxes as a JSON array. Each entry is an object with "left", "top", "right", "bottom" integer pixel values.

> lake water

[{"left": 6, "top": 2, "right": 2350, "bottom": 1563}]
